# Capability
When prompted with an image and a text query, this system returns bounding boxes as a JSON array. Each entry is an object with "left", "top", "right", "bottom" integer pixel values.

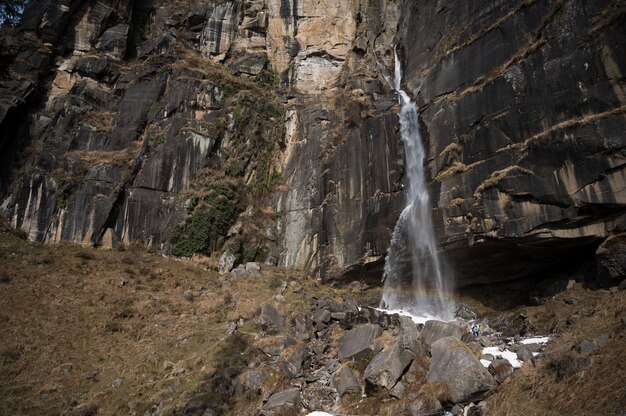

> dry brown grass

[
  {"left": 484, "top": 282, "right": 626, "bottom": 416},
  {"left": 0, "top": 229, "right": 324, "bottom": 416},
  {"left": 487, "top": 339, "right": 626, "bottom": 416}
]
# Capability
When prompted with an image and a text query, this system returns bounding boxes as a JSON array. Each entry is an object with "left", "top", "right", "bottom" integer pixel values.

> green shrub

[{"left": 171, "top": 185, "right": 244, "bottom": 257}]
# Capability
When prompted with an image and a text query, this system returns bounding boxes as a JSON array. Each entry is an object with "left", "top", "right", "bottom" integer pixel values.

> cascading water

[{"left": 380, "top": 50, "right": 454, "bottom": 322}]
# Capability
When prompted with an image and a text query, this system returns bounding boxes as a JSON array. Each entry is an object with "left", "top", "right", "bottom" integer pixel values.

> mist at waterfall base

[{"left": 379, "top": 52, "right": 455, "bottom": 323}]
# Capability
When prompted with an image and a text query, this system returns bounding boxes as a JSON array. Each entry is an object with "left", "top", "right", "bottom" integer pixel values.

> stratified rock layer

[
  {"left": 397, "top": 0, "right": 626, "bottom": 284},
  {"left": 1, "top": 0, "right": 625, "bottom": 287}
]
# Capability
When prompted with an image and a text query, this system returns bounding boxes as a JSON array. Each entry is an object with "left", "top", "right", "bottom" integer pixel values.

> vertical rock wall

[{"left": 397, "top": 0, "right": 626, "bottom": 284}]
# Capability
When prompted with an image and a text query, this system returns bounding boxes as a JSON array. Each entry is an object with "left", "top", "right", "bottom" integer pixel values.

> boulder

[
  {"left": 420, "top": 320, "right": 465, "bottom": 346},
  {"left": 547, "top": 352, "right": 592, "bottom": 380},
  {"left": 264, "top": 388, "right": 300, "bottom": 411},
  {"left": 240, "top": 370, "right": 266, "bottom": 392},
  {"left": 255, "top": 336, "right": 293, "bottom": 357},
  {"left": 230, "top": 266, "right": 249, "bottom": 280},
  {"left": 427, "top": 336, "right": 496, "bottom": 403},
  {"left": 258, "top": 304, "right": 283, "bottom": 334},
  {"left": 579, "top": 340, "right": 598, "bottom": 356},
  {"left": 312, "top": 308, "right": 332, "bottom": 324},
  {"left": 408, "top": 395, "right": 443, "bottom": 416},
  {"left": 364, "top": 336, "right": 419, "bottom": 390},
  {"left": 280, "top": 344, "right": 309, "bottom": 378},
  {"left": 389, "top": 381, "right": 405, "bottom": 399},
  {"left": 488, "top": 359, "right": 514, "bottom": 383},
  {"left": 338, "top": 324, "right": 381, "bottom": 361},
  {"left": 245, "top": 262, "right": 261, "bottom": 276},
  {"left": 516, "top": 347, "right": 534, "bottom": 362},
  {"left": 398, "top": 315, "right": 419, "bottom": 339},
  {"left": 333, "top": 367, "right": 361, "bottom": 396}
]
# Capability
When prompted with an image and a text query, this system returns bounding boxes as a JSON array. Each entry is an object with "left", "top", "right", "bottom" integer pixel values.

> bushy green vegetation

[{"left": 171, "top": 185, "right": 244, "bottom": 257}]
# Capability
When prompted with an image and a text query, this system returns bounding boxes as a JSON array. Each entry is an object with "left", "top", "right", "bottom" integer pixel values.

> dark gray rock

[
  {"left": 516, "top": 347, "right": 533, "bottom": 362},
  {"left": 230, "top": 266, "right": 249, "bottom": 280},
  {"left": 96, "top": 24, "right": 129, "bottom": 60},
  {"left": 398, "top": 315, "right": 419, "bottom": 339},
  {"left": 596, "top": 233, "right": 626, "bottom": 286},
  {"left": 245, "top": 262, "right": 261, "bottom": 276},
  {"left": 312, "top": 308, "right": 332, "bottom": 324},
  {"left": 420, "top": 320, "right": 465, "bottom": 346},
  {"left": 338, "top": 324, "right": 381, "bottom": 361},
  {"left": 580, "top": 340, "right": 598, "bottom": 356},
  {"left": 240, "top": 370, "right": 266, "bottom": 392},
  {"left": 580, "top": 333, "right": 610, "bottom": 356},
  {"left": 264, "top": 388, "right": 300, "bottom": 411},
  {"left": 364, "top": 335, "right": 419, "bottom": 389},
  {"left": 389, "top": 381, "right": 405, "bottom": 399},
  {"left": 333, "top": 366, "right": 361, "bottom": 396},
  {"left": 258, "top": 304, "right": 283, "bottom": 334},
  {"left": 395, "top": 0, "right": 626, "bottom": 287},
  {"left": 408, "top": 397, "right": 443, "bottom": 416},
  {"left": 427, "top": 336, "right": 496, "bottom": 403},
  {"left": 548, "top": 353, "right": 592, "bottom": 380},
  {"left": 280, "top": 344, "right": 308, "bottom": 378},
  {"left": 488, "top": 359, "right": 514, "bottom": 384}
]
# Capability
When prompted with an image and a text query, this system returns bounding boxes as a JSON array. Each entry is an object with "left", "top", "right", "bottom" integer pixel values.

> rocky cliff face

[
  {"left": 1, "top": 0, "right": 625, "bottom": 286},
  {"left": 396, "top": 0, "right": 626, "bottom": 285}
]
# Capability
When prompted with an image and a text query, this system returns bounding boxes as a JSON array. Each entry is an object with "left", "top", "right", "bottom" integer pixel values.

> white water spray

[{"left": 380, "top": 51, "right": 454, "bottom": 321}]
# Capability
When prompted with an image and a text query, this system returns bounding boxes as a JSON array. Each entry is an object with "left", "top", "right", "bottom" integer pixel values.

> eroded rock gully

[{"left": 0, "top": 0, "right": 625, "bottom": 287}]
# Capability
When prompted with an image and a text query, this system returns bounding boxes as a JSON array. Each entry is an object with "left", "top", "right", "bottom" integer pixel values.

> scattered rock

[
  {"left": 427, "top": 336, "right": 496, "bottom": 403},
  {"left": 184, "top": 290, "right": 194, "bottom": 301},
  {"left": 240, "top": 370, "right": 266, "bottom": 392},
  {"left": 579, "top": 339, "right": 598, "bottom": 356},
  {"left": 245, "top": 262, "right": 261, "bottom": 276},
  {"left": 264, "top": 387, "right": 300, "bottom": 411},
  {"left": 312, "top": 308, "right": 332, "bottom": 325},
  {"left": 281, "top": 344, "right": 309, "bottom": 378},
  {"left": 398, "top": 315, "right": 419, "bottom": 339},
  {"left": 516, "top": 347, "right": 534, "bottom": 362},
  {"left": 256, "top": 336, "right": 293, "bottom": 357},
  {"left": 218, "top": 251, "right": 236, "bottom": 273},
  {"left": 488, "top": 359, "right": 514, "bottom": 383},
  {"left": 364, "top": 336, "right": 419, "bottom": 390},
  {"left": 420, "top": 320, "right": 465, "bottom": 346},
  {"left": 455, "top": 304, "right": 478, "bottom": 320},
  {"left": 407, "top": 395, "right": 443, "bottom": 416},
  {"left": 547, "top": 352, "right": 592, "bottom": 379},
  {"left": 230, "top": 266, "right": 249, "bottom": 280},
  {"left": 113, "top": 377, "right": 122, "bottom": 388},
  {"left": 389, "top": 381, "right": 405, "bottom": 399},
  {"left": 258, "top": 304, "right": 283, "bottom": 334},
  {"left": 337, "top": 324, "right": 381, "bottom": 361},
  {"left": 333, "top": 366, "right": 361, "bottom": 396}
]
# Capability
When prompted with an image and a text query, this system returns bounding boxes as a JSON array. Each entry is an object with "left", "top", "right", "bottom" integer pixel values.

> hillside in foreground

[{"left": 1, "top": 221, "right": 625, "bottom": 416}]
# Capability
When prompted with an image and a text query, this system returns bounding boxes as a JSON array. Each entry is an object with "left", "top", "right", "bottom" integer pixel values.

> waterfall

[{"left": 380, "top": 50, "right": 454, "bottom": 322}]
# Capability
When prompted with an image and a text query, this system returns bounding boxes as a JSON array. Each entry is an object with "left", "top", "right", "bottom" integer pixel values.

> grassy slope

[
  {"left": 0, "top": 227, "right": 333, "bottom": 416},
  {"left": 2, "top": 223, "right": 625, "bottom": 416}
]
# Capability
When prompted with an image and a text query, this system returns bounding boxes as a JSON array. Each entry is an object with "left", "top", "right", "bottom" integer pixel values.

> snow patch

[
  {"left": 521, "top": 336, "right": 550, "bottom": 345},
  {"left": 482, "top": 347, "right": 522, "bottom": 368},
  {"left": 480, "top": 359, "right": 491, "bottom": 368},
  {"left": 376, "top": 308, "right": 454, "bottom": 324}
]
